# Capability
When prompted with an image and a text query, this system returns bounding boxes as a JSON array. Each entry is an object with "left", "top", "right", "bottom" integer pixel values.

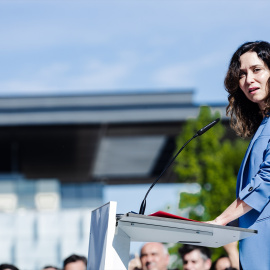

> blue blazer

[{"left": 236, "top": 116, "right": 270, "bottom": 270}]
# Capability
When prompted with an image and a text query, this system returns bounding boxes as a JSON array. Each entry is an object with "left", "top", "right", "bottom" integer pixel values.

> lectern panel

[{"left": 117, "top": 213, "right": 257, "bottom": 248}]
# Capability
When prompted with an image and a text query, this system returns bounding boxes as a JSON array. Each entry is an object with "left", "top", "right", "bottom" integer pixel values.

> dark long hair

[{"left": 225, "top": 41, "right": 270, "bottom": 137}]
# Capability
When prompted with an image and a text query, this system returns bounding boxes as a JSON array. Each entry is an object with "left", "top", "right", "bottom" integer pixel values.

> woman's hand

[
  {"left": 204, "top": 198, "right": 252, "bottom": 226},
  {"left": 204, "top": 217, "right": 228, "bottom": 226}
]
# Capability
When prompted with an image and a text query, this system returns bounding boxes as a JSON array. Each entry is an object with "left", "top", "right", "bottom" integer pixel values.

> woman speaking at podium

[{"left": 207, "top": 41, "right": 270, "bottom": 270}]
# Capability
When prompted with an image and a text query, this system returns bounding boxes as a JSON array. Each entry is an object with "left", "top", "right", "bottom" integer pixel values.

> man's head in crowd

[
  {"left": 179, "top": 245, "right": 212, "bottom": 270},
  {"left": 0, "top": 264, "right": 19, "bottom": 270},
  {"left": 42, "top": 266, "right": 60, "bottom": 270},
  {"left": 140, "top": 242, "right": 170, "bottom": 270},
  {"left": 211, "top": 255, "right": 235, "bottom": 270},
  {"left": 63, "top": 254, "right": 87, "bottom": 270}
]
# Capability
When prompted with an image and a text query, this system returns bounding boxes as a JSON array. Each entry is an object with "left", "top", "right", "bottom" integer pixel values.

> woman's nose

[{"left": 246, "top": 72, "right": 255, "bottom": 84}]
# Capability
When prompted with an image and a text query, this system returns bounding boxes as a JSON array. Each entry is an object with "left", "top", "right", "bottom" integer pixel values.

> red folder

[{"left": 149, "top": 211, "right": 201, "bottom": 222}]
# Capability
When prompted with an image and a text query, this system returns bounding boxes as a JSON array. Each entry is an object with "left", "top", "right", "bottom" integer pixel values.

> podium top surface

[
  {"left": 117, "top": 212, "right": 257, "bottom": 233},
  {"left": 116, "top": 213, "right": 257, "bottom": 248}
]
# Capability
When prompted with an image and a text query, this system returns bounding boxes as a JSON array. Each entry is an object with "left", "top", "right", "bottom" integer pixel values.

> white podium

[{"left": 87, "top": 201, "right": 257, "bottom": 270}]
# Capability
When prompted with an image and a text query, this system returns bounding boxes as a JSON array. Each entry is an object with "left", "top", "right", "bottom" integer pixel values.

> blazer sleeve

[{"left": 239, "top": 138, "right": 270, "bottom": 212}]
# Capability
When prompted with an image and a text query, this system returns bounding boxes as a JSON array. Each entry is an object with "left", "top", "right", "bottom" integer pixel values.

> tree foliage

[
  {"left": 174, "top": 106, "right": 249, "bottom": 221},
  {"left": 169, "top": 106, "right": 250, "bottom": 265}
]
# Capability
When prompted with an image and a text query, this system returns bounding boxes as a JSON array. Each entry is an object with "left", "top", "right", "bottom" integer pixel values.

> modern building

[{"left": 0, "top": 89, "right": 227, "bottom": 184}]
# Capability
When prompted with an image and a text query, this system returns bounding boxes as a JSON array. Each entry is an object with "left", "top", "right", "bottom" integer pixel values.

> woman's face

[{"left": 239, "top": 51, "right": 270, "bottom": 111}]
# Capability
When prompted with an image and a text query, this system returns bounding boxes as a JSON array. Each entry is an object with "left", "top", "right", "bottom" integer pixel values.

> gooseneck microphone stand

[{"left": 138, "top": 118, "right": 220, "bottom": 215}]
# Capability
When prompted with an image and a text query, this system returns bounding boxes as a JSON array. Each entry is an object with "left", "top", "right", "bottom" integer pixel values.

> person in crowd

[
  {"left": 63, "top": 254, "right": 87, "bottom": 270},
  {"left": 42, "top": 266, "right": 61, "bottom": 270},
  {"left": 139, "top": 242, "right": 170, "bottom": 270},
  {"left": 0, "top": 264, "right": 19, "bottom": 270},
  {"left": 211, "top": 241, "right": 239, "bottom": 270},
  {"left": 206, "top": 41, "right": 270, "bottom": 269},
  {"left": 178, "top": 245, "right": 212, "bottom": 270},
  {"left": 211, "top": 256, "right": 237, "bottom": 270},
  {"left": 128, "top": 254, "right": 142, "bottom": 270},
  {"left": 222, "top": 242, "right": 239, "bottom": 270}
]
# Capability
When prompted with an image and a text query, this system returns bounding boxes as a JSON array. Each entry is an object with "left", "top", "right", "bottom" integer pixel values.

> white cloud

[
  {"left": 0, "top": 57, "right": 136, "bottom": 95},
  {"left": 152, "top": 51, "right": 226, "bottom": 88},
  {"left": 67, "top": 61, "right": 131, "bottom": 90},
  {"left": 0, "top": 81, "right": 50, "bottom": 94},
  {"left": 37, "top": 63, "right": 71, "bottom": 80}
]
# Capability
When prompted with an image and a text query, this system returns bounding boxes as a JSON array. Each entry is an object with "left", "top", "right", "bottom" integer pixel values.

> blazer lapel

[
  {"left": 236, "top": 136, "right": 256, "bottom": 195},
  {"left": 237, "top": 118, "right": 268, "bottom": 194}
]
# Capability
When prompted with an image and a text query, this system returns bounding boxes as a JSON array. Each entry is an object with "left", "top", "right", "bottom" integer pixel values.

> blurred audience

[
  {"left": 63, "top": 254, "right": 87, "bottom": 270},
  {"left": 129, "top": 242, "right": 170, "bottom": 270},
  {"left": 42, "top": 266, "right": 61, "bottom": 270},
  {"left": 128, "top": 254, "right": 142, "bottom": 270},
  {"left": 211, "top": 256, "right": 235, "bottom": 270},
  {"left": 179, "top": 245, "right": 212, "bottom": 270},
  {"left": 211, "top": 242, "right": 239, "bottom": 270},
  {"left": 0, "top": 264, "right": 19, "bottom": 270}
]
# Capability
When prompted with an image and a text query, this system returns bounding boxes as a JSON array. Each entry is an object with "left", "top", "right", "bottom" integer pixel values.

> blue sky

[{"left": 1, "top": 0, "right": 270, "bottom": 103}]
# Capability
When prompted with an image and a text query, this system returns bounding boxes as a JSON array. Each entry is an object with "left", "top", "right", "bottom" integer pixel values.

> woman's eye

[
  {"left": 254, "top": 68, "right": 261, "bottom": 72},
  {"left": 239, "top": 73, "right": 245, "bottom": 78}
]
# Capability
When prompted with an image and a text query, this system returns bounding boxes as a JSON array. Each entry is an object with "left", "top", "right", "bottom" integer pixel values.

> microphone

[
  {"left": 138, "top": 118, "right": 220, "bottom": 215},
  {"left": 196, "top": 118, "right": 220, "bottom": 136}
]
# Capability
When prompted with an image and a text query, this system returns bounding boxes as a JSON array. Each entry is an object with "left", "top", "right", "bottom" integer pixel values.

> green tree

[{"left": 170, "top": 106, "right": 249, "bottom": 265}]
